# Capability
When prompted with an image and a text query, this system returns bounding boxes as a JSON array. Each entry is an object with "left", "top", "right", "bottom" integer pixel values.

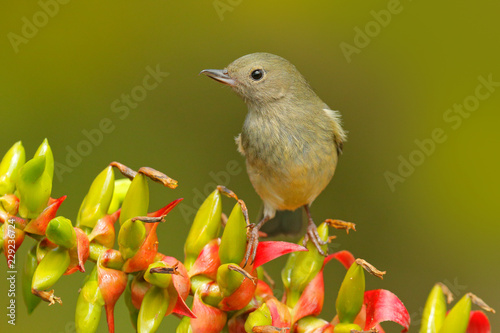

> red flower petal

[
  {"left": 122, "top": 223, "right": 159, "bottom": 273},
  {"left": 253, "top": 241, "right": 308, "bottom": 268},
  {"left": 188, "top": 239, "right": 221, "bottom": 280},
  {"left": 219, "top": 274, "right": 257, "bottom": 312},
  {"left": 191, "top": 289, "right": 227, "bottom": 333},
  {"left": 3, "top": 224, "right": 24, "bottom": 266},
  {"left": 267, "top": 297, "right": 292, "bottom": 331},
  {"left": 292, "top": 250, "right": 355, "bottom": 322},
  {"left": 293, "top": 271, "right": 325, "bottom": 322},
  {"left": 157, "top": 255, "right": 195, "bottom": 318},
  {"left": 174, "top": 294, "right": 197, "bottom": 318},
  {"left": 65, "top": 227, "right": 90, "bottom": 275},
  {"left": 364, "top": 289, "right": 410, "bottom": 332},
  {"left": 159, "top": 255, "right": 190, "bottom": 300},
  {"left": 88, "top": 209, "right": 120, "bottom": 248},
  {"left": 24, "top": 195, "right": 66, "bottom": 235},
  {"left": 324, "top": 250, "right": 355, "bottom": 269},
  {"left": 98, "top": 250, "right": 128, "bottom": 333},
  {"left": 131, "top": 274, "right": 151, "bottom": 309},
  {"left": 148, "top": 198, "right": 183, "bottom": 217},
  {"left": 467, "top": 311, "right": 491, "bottom": 333},
  {"left": 255, "top": 280, "right": 274, "bottom": 299}
]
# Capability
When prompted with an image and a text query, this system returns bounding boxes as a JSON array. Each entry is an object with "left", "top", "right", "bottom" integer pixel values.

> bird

[{"left": 200, "top": 52, "right": 347, "bottom": 264}]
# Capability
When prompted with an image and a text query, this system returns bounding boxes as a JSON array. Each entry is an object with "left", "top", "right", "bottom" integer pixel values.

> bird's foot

[
  {"left": 244, "top": 223, "right": 260, "bottom": 267},
  {"left": 303, "top": 221, "right": 328, "bottom": 257},
  {"left": 243, "top": 216, "right": 270, "bottom": 267}
]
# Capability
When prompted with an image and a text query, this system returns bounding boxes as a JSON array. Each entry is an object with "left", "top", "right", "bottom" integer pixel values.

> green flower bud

[
  {"left": 420, "top": 284, "right": 447, "bottom": 333},
  {"left": 107, "top": 178, "right": 132, "bottom": 214},
  {"left": 244, "top": 303, "right": 272, "bottom": 333},
  {"left": 282, "top": 221, "right": 328, "bottom": 308},
  {"left": 0, "top": 194, "right": 19, "bottom": 215},
  {"left": 17, "top": 155, "right": 52, "bottom": 218},
  {"left": 89, "top": 242, "right": 108, "bottom": 262},
  {"left": 296, "top": 316, "right": 334, "bottom": 333},
  {"left": 0, "top": 141, "right": 25, "bottom": 195},
  {"left": 190, "top": 274, "right": 213, "bottom": 295},
  {"left": 144, "top": 262, "right": 173, "bottom": 289},
  {"left": 32, "top": 246, "right": 70, "bottom": 291},
  {"left": 184, "top": 189, "right": 222, "bottom": 270},
  {"left": 36, "top": 238, "right": 54, "bottom": 263},
  {"left": 77, "top": 166, "right": 115, "bottom": 228},
  {"left": 75, "top": 267, "right": 104, "bottom": 333},
  {"left": 137, "top": 285, "right": 175, "bottom": 333},
  {"left": 219, "top": 203, "right": 247, "bottom": 265},
  {"left": 46, "top": 216, "right": 77, "bottom": 249},
  {"left": 124, "top": 277, "right": 139, "bottom": 331},
  {"left": 118, "top": 218, "right": 146, "bottom": 260},
  {"left": 34, "top": 138, "right": 54, "bottom": 183},
  {"left": 438, "top": 294, "right": 471, "bottom": 333},
  {"left": 333, "top": 323, "right": 362, "bottom": 333},
  {"left": 217, "top": 263, "right": 245, "bottom": 298},
  {"left": 119, "top": 173, "right": 149, "bottom": 225},
  {"left": 336, "top": 261, "right": 365, "bottom": 324},
  {"left": 22, "top": 246, "right": 41, "bottom": 314},
  {"left": 202, "top": 282, "right": 223, "bottom": 308},
  {"left": 176, "top": 316, "right": 193, "bottom": 333}
]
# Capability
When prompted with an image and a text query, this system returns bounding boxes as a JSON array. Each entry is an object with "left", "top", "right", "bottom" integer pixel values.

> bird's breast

[{"left": 240, "top": 110, "right": 337, "bottom": 210}]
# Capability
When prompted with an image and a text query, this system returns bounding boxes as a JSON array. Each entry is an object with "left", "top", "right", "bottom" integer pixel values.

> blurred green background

[{"left": 1, "top": 1, "right": 499, "bottom": 332}]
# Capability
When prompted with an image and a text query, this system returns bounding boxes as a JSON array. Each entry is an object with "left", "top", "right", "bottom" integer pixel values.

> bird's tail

[{"left": 258, "top": 206, "right": 306, "bottom": 238}]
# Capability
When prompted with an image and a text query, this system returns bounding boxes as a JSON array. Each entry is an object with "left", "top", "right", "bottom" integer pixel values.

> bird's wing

[
  {"left": 323, "top": 108, "right": 347, "bottom": 155},
  {"left": 235, "top": 133, "right": 245, "bottom": 155}
]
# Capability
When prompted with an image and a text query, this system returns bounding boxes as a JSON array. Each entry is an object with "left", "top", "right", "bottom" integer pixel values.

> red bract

[
  {"left": 324, "top": 250, "right": 355, "bottom": 269},
  {"left": 122, "top": 222, "right": 159, "bottom": 273},
  {"left": 219, "top": 272, "right": 257, "bottom": 311},
  {"left": 189, "top": 239, "right": 221, "bottom": 280},
  {"left": 122, "top": 198, "right": 183, "bottom": 272},
  {"left": 467, "top": 310, "right": 491, "bottom": 333},
  {"left": 98, "top": 249, "right": 128, "bottom": 333},
  {"left": 253, "top": 241, "right": 308, "bottom": 268},
  {"left": 148, "top": 198, "right": 184, "bottom": 217},
  {"left": 0, "top": 210, "right": 25, "bottom": 226},
  {"left": 267, "top": 297, "right": 292, "bottom": 331},
  {"left": 159, "top": 254, "right": 196, "bottom": 318},
  {"left": 363, "top": 289, "right": 410, "bottom": 332},
  {"left": 146, "top": 198, "right": 183, "bottom": 233},
  {"left": 292, "top": 270, "right": 324, "bottom": 323},
  {"left": 65, "top": 227, "right": 90, "bottom": 275},
  {"left": 3, "top": 222, "right": 25, "bottom": 264},
  {"left": 255, "top": 280, "right": 274, "bottom": 300},
  {"left": 228, "top": 314, "right": 247, "bottom": 333},
  {"left": 0, "top": 194, "right": 19, "bottom": 214},
  {"left": 23, "top": 195, "right": 66, "bottom": 235},
  {"left": 88, "top": 209, "right": 120, "bottom": 248},
  {"left": 292, "top": 251, "right": 355, "bottom": 323},
  {"left": 131, "top": 273, "right": 151, "bottom": 309},
  {"left": 191, "top": 289, "right": 227, "bottom": 333}
]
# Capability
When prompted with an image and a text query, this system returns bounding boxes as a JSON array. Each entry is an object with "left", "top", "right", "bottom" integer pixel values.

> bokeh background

[{"left": 1, "top": 1, "right": 499, "bottom": 332}]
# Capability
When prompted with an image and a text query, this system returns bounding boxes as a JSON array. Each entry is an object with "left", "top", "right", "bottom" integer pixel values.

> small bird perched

[{"left": 201, "top": 53, "right": 346, "bottom": 264}]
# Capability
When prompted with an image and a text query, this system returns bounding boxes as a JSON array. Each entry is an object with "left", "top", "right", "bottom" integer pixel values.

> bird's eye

[{"left": 250, "top": 69, "right": 264, "bottom": 81}]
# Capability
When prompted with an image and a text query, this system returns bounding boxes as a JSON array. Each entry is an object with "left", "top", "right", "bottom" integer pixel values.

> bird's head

[{"left": 201, "top": 52, "right": 312, "bottom": 106}]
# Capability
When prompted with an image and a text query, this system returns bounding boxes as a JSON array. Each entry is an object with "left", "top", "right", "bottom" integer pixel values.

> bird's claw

[
  {"left": 244, "top": 223, "right": 260, "bottom": 267},
  {"left": 303, "top": 222, "right": 328, "bottom": 257}
]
